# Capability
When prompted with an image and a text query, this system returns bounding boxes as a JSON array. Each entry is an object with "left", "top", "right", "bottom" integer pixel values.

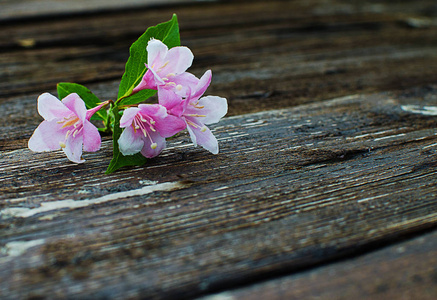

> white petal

[
  {"left": 147, "top": 39, "right": 168, "bottom": 67},
  {"left": 37, "top": 93, "right": 70, "bottom": 121},
  {"left": 118, "top": 126, "right": 144, "bottom": 156},
  {"left": 197, "top": 96, "right": 228, "bottom": 124}
]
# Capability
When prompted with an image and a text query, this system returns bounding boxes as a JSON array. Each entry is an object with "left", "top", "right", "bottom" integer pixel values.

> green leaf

[
  {"left": 119, "top": 89, "right": 157, "bottom": 106},
  {"left": 105, "top": 106, "right": 147, "bottom": 174},
  {"left": 57, "top": 82, "right": 107, "bottom": 121},
  {"left": 117, "top": 14, "right": 180, "bottom": 100}
]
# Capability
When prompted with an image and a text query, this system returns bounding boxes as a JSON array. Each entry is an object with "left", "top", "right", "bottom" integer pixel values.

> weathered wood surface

[
  {"left": 1, "top": 0, "right": 437, "bottom": 299},
  {"left": 200, "top": 228, "right": 437, "bottom": 300}
]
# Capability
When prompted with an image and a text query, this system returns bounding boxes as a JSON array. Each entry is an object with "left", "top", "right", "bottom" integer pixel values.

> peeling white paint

[
  {"left": 199, "top": 293, "right": 236, "bottom": 300},
  {"left": 1, "top": 181, "right": 184, "bottom": 219},
  {"left": 1, "top": 239, "right": 45, "bottom": 257},
  {"left": 374, "top": 133, "right": 406, "bottom": 141},
  {"left": 423, "top": 143, "right": 437, "bottom": 149},
  {"left": 401, "top": 105, "right": 437, "bottom": 116}
]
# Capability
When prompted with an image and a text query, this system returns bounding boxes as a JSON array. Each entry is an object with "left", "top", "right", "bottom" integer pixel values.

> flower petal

[
  {"left": 28, "top": 120, "right": 66, "bottom": 152},
  {"left": 197, "top": 96, "right": 228, "bottom": 124},
  {"left": 161, "top": 46, "right": 194, "bottom": 75},
  {"left": 118, "top": 126, "right": 144, "bottom": 156},
  {"left": 120, "top": 107, "right": 141, "bottom": 128},
  {"left": 140, "top": 130, "right": 166, "bottom": 158},
  {"left": 154, "top": 114, "right": 186, "bottom": 138},
  {"left": 62, "top": 93, "right": 87, "bottom": 121},
  {"left": 82, "top": 120, "right": 101, "bottom": 152},
  {"left": 147, "top": 39, "right": 168, "bottom": 67},
  {"left": 147, "top": 63, "right": 166, "bottom": 86},
  {"left": 138, "top": 103, "right": 162, "bottom": 117},
  {"left": 63, "top": 133, "right": 85, "bottom": 163},
  {"left": 157, "top": 87, "right": 183, "bottom": 115},
  {"left": 133, "top": 69, "right": 157, "bottom": 93},
  {"left": 171, "top": 72, "right": 199, "bottom": 97},
  {"left": 186, "top": 117, "right": 219, "bottom": 154},
  {"left": 37, "top": 93, "right": 71, "bottom": 121},
  {"left": 192, "top": 70, "right": 212, "bottom": 100}
]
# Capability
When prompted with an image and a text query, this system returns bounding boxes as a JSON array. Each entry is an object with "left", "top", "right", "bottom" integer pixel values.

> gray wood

[
  {"left": 199, "top": 229, "right": 437, "bottom": 300},
  {"left": 1, "top": 89, "right": 437, "bottom": 299},
  {"left": 1, "top": 0, "right": 437, "bottom": 299}
]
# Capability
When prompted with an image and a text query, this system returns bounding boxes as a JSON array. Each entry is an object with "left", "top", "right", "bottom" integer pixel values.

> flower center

[
  {"left": 132, "top": 113, "right": 158, "bottom": 149},
  {"left": 57, "top": 114, "right": 83, "bottom": 148}
]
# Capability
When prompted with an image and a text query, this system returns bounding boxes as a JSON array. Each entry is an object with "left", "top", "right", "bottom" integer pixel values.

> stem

[{"left": 98, "top": 100, "right": 115, "bottom": 134}]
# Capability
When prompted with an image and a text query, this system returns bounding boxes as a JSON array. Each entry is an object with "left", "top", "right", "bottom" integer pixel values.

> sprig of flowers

[{"left": 28, "top": 15, "right": 228, "bottom": 173}]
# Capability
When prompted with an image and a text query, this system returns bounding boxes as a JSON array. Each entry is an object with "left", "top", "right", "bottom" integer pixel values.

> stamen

[
  {"left": 176, "top": 84, "right": 183, "bottom": 91},
  {"left": 59, "top": 142, "right": 66, "bottom": 148},
  {"left": 142, "top": 129, "right": 148, "bottom": 137},
  {"left": 158, "top": 61, "right": 170, "bottom": 71},
  {"left": 151, "top": 143, "right": 158, "bottom": 149},
  {"left": 201, "top": 126, "right": 207, "bottom": 132},
  {"left": 185, "top": 114, "right": 206, "bottom": 117},
  {"left": 61, "top": 116, "right": 79, "bottom": 129},
  {"left": 187, "top": 120, "right": 200, "bottom": 128},
  {"left": 190, "top": 102, "right": 204, "bottom": 109}
]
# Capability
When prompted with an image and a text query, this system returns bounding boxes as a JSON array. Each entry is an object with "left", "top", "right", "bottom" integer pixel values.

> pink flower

[
  {"left": 118, "top": 104, "right": 186, "bottom": 158},
  {"left": 28, "top": 93, "right": 104, "bottom": 163},
  {"left": 159, "top": 70, "right": 228, "bottom": 154},
  {"left": 133, "top": 39, "right": 196, "bottom": 94}
]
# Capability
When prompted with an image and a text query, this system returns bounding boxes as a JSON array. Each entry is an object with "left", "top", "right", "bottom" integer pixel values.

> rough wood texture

[
  {"left": 1, "top": 0, "right": 437, "bottom": 299},
  {"left": 200, "top": 229, "right": 437, "bottom": 300},
  {"left": 2, "top": 90, "right": 437, "bottom": 299}
]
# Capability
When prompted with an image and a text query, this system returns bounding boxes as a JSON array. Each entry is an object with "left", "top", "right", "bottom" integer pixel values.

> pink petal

[
  {"left": 157, "top": 87, "right": 183, "bottom": 115},
  {"left": 133, "top": 69, "right": 157, "bottom": 93},
  {"left": 186, "top": 117, "right": 219, "bottom": 154},
  {"left": 82, "top": 120, "right": 101, "bottom": 152},
  {"left": 140, "top": 130, "right": 166, "bottom": 158},
  {"left": 37, "top": 93, "right": 71, "bottom": 121},
  {"left": 171, "top": 72, "right": 199, "bottom": 97},
  {"left": 192, "top": 70, "right": 212, "bottom": 100},
  {"left": 160, "top": 46, "right": 194, "bottom": 75},
  {"left": 119, "top": 107, "right": 141, "bottom": 128},
  {"left": 196, "top": 96, "right": 228, "bottom": 125},
  {"left": 62, "top": 93, "right": 87, "bottom": 121},
  {"left": 138, "top": 103, "right": 162, "bottom": 117},
  {"left": 86, "top": 101, "right": 109, "bottom": 120},
  {"left": 147, "top": 64, "right": 166, "bottom": 85},
  {"left": 28, "top": 120, "right": 67, "bottom": 151},
  {"left": 154, "top": 114, "right": 186, "bottom": 138},
  {"left": 63, "top": 133, "right": 85, "bottom": 163},
  {"left": 118, "top": 126, "right": 144, "bottom": 156}
]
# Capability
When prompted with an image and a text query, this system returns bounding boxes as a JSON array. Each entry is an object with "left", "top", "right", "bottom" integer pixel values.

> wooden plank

[
  {"left": 1, "top": 88, "right": 437, "bottom": 299},
  {"left": 1, "top": 0, "right": 437, "bottom": 113},
  {"left": 2, "top": 0, "right": 437, "bottom": 299},
  {"left": 0, "top": 0, "right": 195, "bottom": 21},
  {"left": 199, "top": 228, "right": 437, "bottom": 300}
]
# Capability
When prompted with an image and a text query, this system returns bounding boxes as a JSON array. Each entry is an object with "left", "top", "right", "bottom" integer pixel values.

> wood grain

[
  {"left": 1, "top": 0, "right": 437, "bottom": 299},
  {"left": 1, "top": 0, "right": 437, "bottom": 114},
  {"left": 199, "top": 228, "right": 437, "bottom": 300},
  {"left": 1, "top": 89, "right": 437, "bottom": 299}
]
